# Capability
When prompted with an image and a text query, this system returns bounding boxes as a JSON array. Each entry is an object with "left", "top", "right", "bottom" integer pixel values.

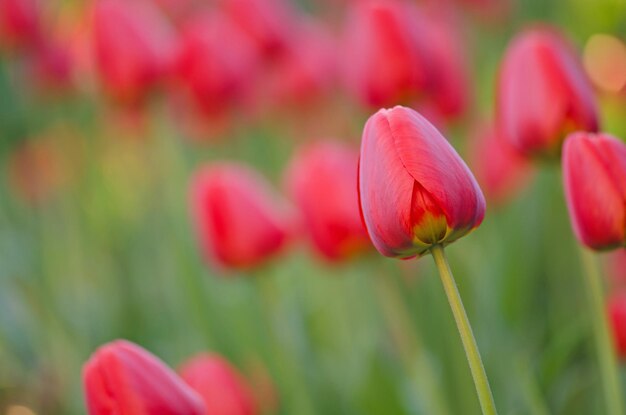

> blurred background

[{"left": 1, "top": 0, "right": 626, "bottom": 413}]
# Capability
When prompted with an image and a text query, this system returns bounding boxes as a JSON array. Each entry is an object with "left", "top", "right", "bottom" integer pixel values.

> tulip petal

[
  {"left": 563, "top": 133, "right": 626, "bottom": 249},
  {"left": 359, "top": 109, "right": 421, "bottom": 257},
  {"left": 386, "top": 107, "right": 485, "bottom": 236}
]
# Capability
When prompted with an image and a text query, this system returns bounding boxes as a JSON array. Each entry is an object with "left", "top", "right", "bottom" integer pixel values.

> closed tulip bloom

[
  {"left": 562, "top": 132, "right": 626, "bottom": 250},
  {"left": 0, "top": 0, "right": 42, "bottom": 51},
  {"left": 608, "top": 293, "right": 626, "bottom": 358},
  {"left": 342, "top": 0, "right": 430, "bottom": 108},
  {"left": 497, "top": 27, "right": 599, "bottom": 157},
  {"left": 190, "top": 163, "right": 291, "bottom": 270},
  {"left": 91, "top": 0, "right": 176, "bottom": 104},
  {"left": 358, "top": 106, "right": 485, "bottom": 258},
  {"left": 83, "top": 340, "right": 206, "bottom": 415},
  {"left": 419, "top": 3, "right": 470, "bottom": 119},
  {"left": 219, "top": 0, "right": 296, "bottom": 60},
  {"left": 286, "top": 140, "right": 370, "bottom": 261},
  {"left": 268, "top": 20, "right": 337, "bottom": 108},
  {"left": 174, "top": 12, "right": 258, "bottom": 116},
  {"left": 179, "top": 353, "right": 258, "bottom": 415},
  {"left": 470, "top": 124, "right": 533, "bottom": 205}
]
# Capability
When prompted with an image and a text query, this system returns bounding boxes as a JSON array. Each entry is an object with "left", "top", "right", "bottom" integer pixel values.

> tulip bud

[
  {"left": 286, "top": 140, "right": 370, "bottom": 261},
  {"left": 91, "top": 0, "right": 176, "bottom": 105},
  {"left": 219, "top": 0, "right": 296, "bottom": 60},
  {"left": 608, "top": 293, "right": 626, "bottom": 358},
  {"left": 419, "top": 2, "right": 470, "bottom": 119},
  {"left": 0, "top": 0, "right": 42, "bottom": 52},
  {"left": 562, "top": 132, "right": 626, "bottom": 250},
  {"left": 179, "top": 353, "right": 258, "bottom": 415},
  {"left": 342, "top": 0, "right": 430, "bottom": 108},
  {"left": 268, "top": 19, "right": 337, "bottom": 109},
  {"left": 496, "top": 27, "right": 599, "bottom": 158},
  {"left": 470, "top": 123, "right": 533, "bottom": 205},
  {"left": 83, "top": 340, "right": 206, "bottom": 415},
  {"left": 190, "top": 163, "right": 292, "bottom": 270},
  {"left": 358, "top": 106, "right": 485, "bottom": 258},
  {"left": 174, "top": 11, "right": 258, "bottom": 117}
]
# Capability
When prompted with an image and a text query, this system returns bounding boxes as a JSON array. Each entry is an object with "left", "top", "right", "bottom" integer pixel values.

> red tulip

[
  {"left": 358, "top": 106, "right": 485, "bottom": 258},
  {"left": 286, "top": 140, "right": 370, "bottom": 261},
  {"left": 27, "top": 37, "right": 73, "bottom": 93},
  {"left": 0, "top": 0, "right": 42, "bottom": 51},
  {"left": 174, "top": 11, "right": 258, "bottom": 117},
  {"left": 562, "top": 132, "right": 626, "bottom": 250},
  {"left": 496, "top": 27, "right": 599, "bottom": 157},
  {"left": 342, "top": 0, "right": 430, "bottom": 108},
  {"left": 219, "top": 0, "right": 296, "bottom": 60},
  {"left": 83, "top": 340, "right": 206, "bottom": 415},
  {"left": 91, "top": 0, "right": 176, "bottom": 104},
  {"left": 268, "top": 19, "right": 337, "bottom": 108},
  {"left": 419, "top": 2, "right": 470, "bottom": 119},
  {"left": 179, "top": 353, "right": 258, "bottom": 415},
  {"left": 190, "top": 163, "right": 292, "bottom": 270},
  {"left": 470, "top": 123, "right": 533, "bottom": 205},
  {"left": 608, "top": 293, "right": 626, "bottom": 358}
]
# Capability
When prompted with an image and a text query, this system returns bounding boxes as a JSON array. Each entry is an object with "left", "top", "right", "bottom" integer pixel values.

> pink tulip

[
  {"left": 91, "top": 0, "right": 176, "bottom": 104},
  {"left": 190, "top": 163, "right": 292, "bottom": 270},
  {"left": 0, "top": 0, "right": 42, "bottom": 51},
  {"left": 179, "top": 353, "right": 258, "bottom": 415},
  {"left": 83, "top": 340, "right": 206, "bottom": 415},
  {"left": 174, "top": 11, "right": 258, "bottom": 117},
  {"left": 562, "top": 132, "right": 626, "bottom": 250},
  {"left": 358, "top": 106, "right": 485, "bottom": 258},
  {"left": 286, "top": 140, "right": 370, "bottom": 261},
  {"left": 419, "top": 2, "right": 470, "bottom": 119},
  {"left": 268, "top": 19, "right": 337, "bottom": 108},
  {"left": 342, "top": 0, "right": 430, "bottom": 108},
  {"left": 497, "top": 27, "right": 599, "bottom": 157},
  {"left": 219, "top": 0, "right": 296, "bottom": 60}
]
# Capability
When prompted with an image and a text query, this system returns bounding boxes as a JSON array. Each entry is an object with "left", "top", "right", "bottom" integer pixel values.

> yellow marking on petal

[{"left": 412, "top": 211, "right": 450, "bottom": 246}]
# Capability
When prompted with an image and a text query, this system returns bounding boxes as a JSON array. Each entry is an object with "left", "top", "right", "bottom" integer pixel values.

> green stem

[
  {"left": 579, "top": 247, "right": 624, "bottom": 415},
  {"left": 430, "top": 244, "right": 497, "bottom": 415}
]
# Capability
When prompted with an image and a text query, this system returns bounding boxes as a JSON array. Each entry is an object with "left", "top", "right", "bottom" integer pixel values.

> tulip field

[{"left": 2, "top": 0, "right": 626, "bottom": 414}]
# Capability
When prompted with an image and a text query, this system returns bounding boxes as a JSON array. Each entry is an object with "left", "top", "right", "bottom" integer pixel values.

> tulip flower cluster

[
  {"left": 83, "top": 340, "right": 259, "bottom": 415},
  {"left": 2, "top": 0, "right": 626, "bottom": 414}
]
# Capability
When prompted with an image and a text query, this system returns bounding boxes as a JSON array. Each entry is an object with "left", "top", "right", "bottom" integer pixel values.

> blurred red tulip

[
  {"left": 91, "top": 0, "right": 176, "bottom": 104},
  {"left": 219, "top": 0, "right": 296, "bottom": 60},
  {"left": 268, "top": 19, "right": 337, "bottom": 108},
  {"left": 608, "top": 293, "right": 626, "bottom": 358},
  {"left": 0, "top": 0, "right": 42, "bottom": 51},
  {"left": 470, "top": 124, "right": 533, "bottom": 205},
  {"left": 286, "top": 140, "right": 370, "bottom": 261},
  {"left": 342, "top": 0, "right": 430, "bottom": 108},
  {"left": 179, "top": 353, "right": 258, "bottom": 415},
  {"left": 419, "top": 2, "right": 470, "bottom": 119},
  {"left": 562, "top": 132, "right": 626, "bottom": 250},
  {"left": 27, "top": 37, "right": 73, "bottom": 93},
  {"left": 173, "top": 11, "right": 258, "bottom": 117},
  {"left": 496, "top": 27, "right": 598, "bottom": 158},
  {"left": 83, "top": 340, "right": 206, "bottom": 415},
  {"left": 358, "top": 106, "right": 485, "bottom": 258},
  {"left": 190, "top": 163, "right": 292, "bottom": 270}
]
